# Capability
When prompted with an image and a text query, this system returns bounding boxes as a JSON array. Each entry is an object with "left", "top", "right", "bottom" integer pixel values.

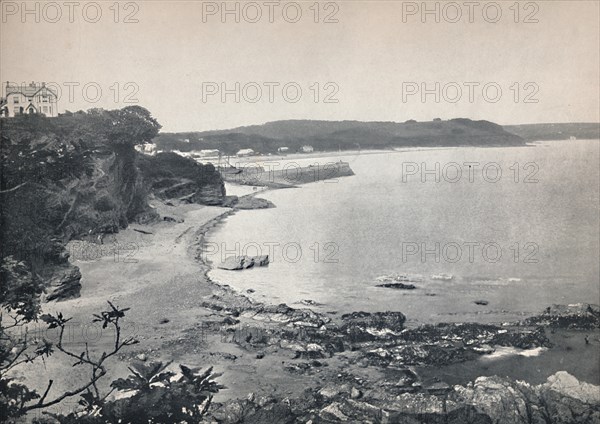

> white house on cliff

[{"left": 0, "top": 82, "right": 58, "bottom": 117}]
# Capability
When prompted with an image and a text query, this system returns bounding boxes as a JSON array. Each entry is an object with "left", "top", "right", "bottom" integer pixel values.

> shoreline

[
  {"left": 187, "top": 185, "right": 600, "bottom": 384},
  {"left": 10, "top": 180, "right": 599, "bottom": 420},
  {"left": 12, "top": 196, "right": 599, "bottom": 421}
]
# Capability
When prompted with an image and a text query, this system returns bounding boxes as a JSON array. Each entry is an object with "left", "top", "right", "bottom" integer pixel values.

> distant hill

[
  {"left": 504, "top": 123, "right": 600, "bottom": 141},
  {"left": 154, "top": 118, "right": 525, "bottom": 155}
]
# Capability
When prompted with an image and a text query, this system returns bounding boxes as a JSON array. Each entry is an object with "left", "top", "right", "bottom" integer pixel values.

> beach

[{"left": 11, "top": 145, "right": 599, "bottom": 422}]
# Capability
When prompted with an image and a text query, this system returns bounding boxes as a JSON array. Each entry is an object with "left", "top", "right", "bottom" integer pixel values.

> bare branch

[{"left": 38, "top": 380, "right": 54, "bottom": 405}]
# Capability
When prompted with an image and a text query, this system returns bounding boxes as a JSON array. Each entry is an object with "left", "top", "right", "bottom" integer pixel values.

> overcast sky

[{"left": 1, "top": 0, "right": 599, "bottom": 132}]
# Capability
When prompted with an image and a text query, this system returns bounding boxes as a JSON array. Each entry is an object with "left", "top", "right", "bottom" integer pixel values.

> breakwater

[{"left": 222, "top": 161, "right": 355, "bottom": 187}]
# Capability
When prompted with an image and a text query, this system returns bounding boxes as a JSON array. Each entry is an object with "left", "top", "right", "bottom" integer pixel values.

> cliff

[
  {"left": 504, "top": 122, "right": 600, "bottom": 141},
  {"left": 0, "top": 109, "right": 225, "bottom": 301},
  {"left": 155, "top": 118, "right": 525, "bottom": 155},
  {"left": 137, "top": 152, "right": 225, "bottom": 205}
]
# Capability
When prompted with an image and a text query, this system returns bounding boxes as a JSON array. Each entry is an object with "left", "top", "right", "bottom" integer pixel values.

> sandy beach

[{"left": 13, "top": 199, "right": 345, "bottom": 415}]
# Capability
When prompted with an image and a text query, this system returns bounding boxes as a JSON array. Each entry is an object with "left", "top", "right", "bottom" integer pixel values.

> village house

[
  {"left": 301, "top": 145, "right": 314, "bottom": 153},
  {"left": 197, "top": 149, "right": 220, "bottom": 158},
  {"left": 277, "top": 147, "right": 289, "bottom": 153},
  {"left": 0, "top": 82, "right": 59, "bottom": 117},
  {"left": 236, "top": 148, "right": 255, "bottom": 157},
  {"left": 134, "top": 143, "right": 157, "bottom": 155}
]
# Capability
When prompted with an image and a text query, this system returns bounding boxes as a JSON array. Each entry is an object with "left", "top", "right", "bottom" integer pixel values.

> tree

[
  {"left": 1, "top": 260, "right": 221, "bottom": 422},
  {"left": 105, "top": 106, "right": 162, "bottom": 148},
  {"left": 0, "top": 289, "right": 137, "bottom": 422}
]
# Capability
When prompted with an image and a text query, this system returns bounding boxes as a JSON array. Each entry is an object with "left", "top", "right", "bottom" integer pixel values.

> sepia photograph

[{"left": 1, "top": 1, "right": 599, "bottom": 422}]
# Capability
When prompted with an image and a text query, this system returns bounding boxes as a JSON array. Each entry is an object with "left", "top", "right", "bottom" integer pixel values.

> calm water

[{"left": 207, "top": 141, "right": 600, "bottom": 326}]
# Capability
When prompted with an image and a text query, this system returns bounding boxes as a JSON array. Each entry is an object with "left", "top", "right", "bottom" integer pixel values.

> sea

[{"left": 206, "top": 140, "right": 600, "bottom": 327}]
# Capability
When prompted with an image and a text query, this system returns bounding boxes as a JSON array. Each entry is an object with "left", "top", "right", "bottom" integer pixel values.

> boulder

[
  {"left": 376, "top": 282, "right": 417, "bottom": 290},
  {"left": 542, "top": 371, "right": 600, "bottom": 405},
  {"left": 217, "top": 255, "right": 269, "bottom": 270},
  {"left": 46, "top": 264, "right": 82, "bottom": 301},
  {"left": 524, "top": 304, "right": 600, "bottom": 329},
  {"left": 340, "top": 311, "right": 406, "bottom": 342},
  {"left": 235, "top": 196, "right": 275, "bottom": 210},
  {"left": 320, "top": 402, "right": 349, "bottom": 421}
]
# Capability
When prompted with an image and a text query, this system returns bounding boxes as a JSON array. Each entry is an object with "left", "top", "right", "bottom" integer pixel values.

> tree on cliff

[
  {"left": 0, "top": 106, "right": 161, "bottom": 192},
  {"left": 104, "top": 106, "right": 162, "bottom": 148},
  {"left": 1, "top": 107, "right": 221, "bottom": 421}
]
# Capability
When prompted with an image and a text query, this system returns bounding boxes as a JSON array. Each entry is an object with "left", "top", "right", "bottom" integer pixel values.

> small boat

[{"left": 431, "top": 273, "right": 454, "bottom": 281}]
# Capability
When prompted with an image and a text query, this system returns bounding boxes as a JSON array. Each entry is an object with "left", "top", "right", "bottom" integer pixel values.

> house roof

[{"left": 5, "top": 83, "right": 57, "bottom": 98}]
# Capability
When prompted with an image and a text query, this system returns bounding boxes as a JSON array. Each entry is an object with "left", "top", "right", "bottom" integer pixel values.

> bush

[{"left": 93, "top": 195, "right": 117, "bottom": 212}]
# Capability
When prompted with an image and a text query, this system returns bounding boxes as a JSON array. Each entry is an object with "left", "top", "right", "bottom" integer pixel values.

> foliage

[
  {"left": 104, "top": 106, "right": 162, "bottom": 148},
  {"left": 1, "top": 293, "right": 221, "bottom": 423},
  {"left": 94, "top": 363, "right": 222, "bottom": 423},
  {"left": 39, "top": 361, "right": 223, "bottom": 424},
  {"left": 0, "top": 256, "right": 43, "bottom": 320},
  {"left": 1, "top": 107, "right": 220, "bottom": 422},
  {"left": 0, "top": 106, "right": 161, "bottom": 264},
  {"left": 0, "top": 300, "right": 137, "bottom": 422}
]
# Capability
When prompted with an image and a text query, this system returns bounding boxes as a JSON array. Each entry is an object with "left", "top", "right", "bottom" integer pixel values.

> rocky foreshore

[
  {"left": 186, "top": 198, "right": 600, "bottom": 422},
  {"left": 208, "top": 370, "right": 600, "bottom": 423},
  {"left": 194, "top": 263, "right": 599, "bottom": 423}
]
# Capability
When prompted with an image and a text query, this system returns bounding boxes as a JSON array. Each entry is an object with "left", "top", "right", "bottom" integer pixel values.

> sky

[{"left": 1, "top": 0, "right": 599, "bottom": 132}]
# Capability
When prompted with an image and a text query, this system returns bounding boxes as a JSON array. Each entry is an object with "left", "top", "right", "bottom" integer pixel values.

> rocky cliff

[
  {"left": 137, "top": 152, "right": 225, "bottom": 205},
  {"left": 0, "top": 109, "right": 225, "bottom": 301}
]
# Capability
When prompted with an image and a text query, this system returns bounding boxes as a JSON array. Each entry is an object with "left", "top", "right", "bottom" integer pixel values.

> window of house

[
  {"left": 13, "top": 107, "right": 20, "bottom": 114},
  {"left": 13, "top": 97, "right": 19, "bottom": 104}
]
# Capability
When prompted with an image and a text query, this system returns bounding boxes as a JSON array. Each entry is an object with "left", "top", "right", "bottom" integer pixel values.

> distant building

[
  {"left": 198, "top": 149, "right": 220, "bottom": 158},
  {"left": 301, "top": 145, "right": 314, "bottom": 153},
  {"left": 236, "top": 148, "right": 255, "bottom": 157},
  {"left": 0, "top": 82, "right": 58, "bottom": 117},
  {"left": 135, "top": 143, "right": 157, "bottom": 155},
  {"left": 277, "top": 147, "right": 289, "bottom": 153}
]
